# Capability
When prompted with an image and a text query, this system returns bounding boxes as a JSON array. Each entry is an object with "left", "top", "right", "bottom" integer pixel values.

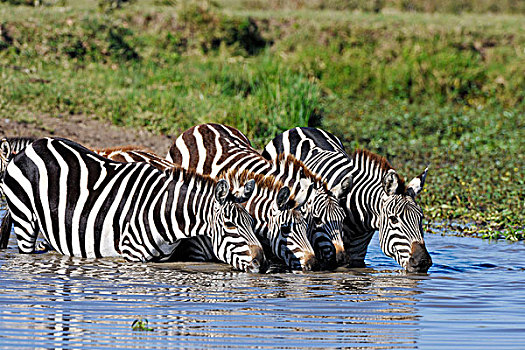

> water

[{"left": 0, "top": 207, "right": 524, "bottom": 349}]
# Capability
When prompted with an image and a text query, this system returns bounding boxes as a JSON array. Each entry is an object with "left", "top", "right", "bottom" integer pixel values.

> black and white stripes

[
  {"left": 167, "top": 123, "right": 350, "bottom": 270},
  {"left": 0, "top": 137, "right": 264, "bottom": 272},
  {"left": 262, "top": 127, "right": 432, "bottom": 272}
]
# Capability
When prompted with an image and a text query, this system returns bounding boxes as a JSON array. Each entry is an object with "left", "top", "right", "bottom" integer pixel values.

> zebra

[
  {"left": 0, "top": 142, "right": 267, "bottom": 269},
  {"left": 96, "top": 146, "right": 272, "bottom": 267},
  {"left": 95, "top": 146, "right": 311, "bottom": 270},
  {"left": 262, "top": 127, "right": 432, "bottom": 273},
  {"left": 167, "top": 123, "right": 352, "bottom": 269},
  {"left": 0, "top": 137, "right": 266, "bottom": 272}
]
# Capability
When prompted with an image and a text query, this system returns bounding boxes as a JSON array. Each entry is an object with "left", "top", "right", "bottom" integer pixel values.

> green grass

[{"left": 0, "top": 1, "right": 523, "bottom": 239}]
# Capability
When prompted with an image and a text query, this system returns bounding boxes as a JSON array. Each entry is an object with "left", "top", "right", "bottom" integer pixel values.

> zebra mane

[
  {"left": 224, "top": 168, "right": 287, "bottom": 193},
  {"left": 164, "top": 165, "right": 219, "bottom": 187},
  {"left": 274, "top": 153, "right": 329, "bottom": 190},
  {"left": 95, "top": 145, "right": 156, "bottom": 154},
  {"left": 3, "top": 136, "right": 38, "bottom": 143},
  {"left": 352, "top": 149, "right": 406, "bottom": 191},
  {"left": 222, "top": 168, "right": 303, "bottom": 207}
]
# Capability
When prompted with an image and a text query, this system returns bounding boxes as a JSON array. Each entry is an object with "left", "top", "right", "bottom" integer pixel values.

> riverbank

[{"left": 0, "top": 1, "right": 522, "bottom": 239}]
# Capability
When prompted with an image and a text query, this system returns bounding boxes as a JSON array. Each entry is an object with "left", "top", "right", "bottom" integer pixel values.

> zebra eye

[
  {"left": 389, "top": 216, "right": 399, "bottom": 224},
  {"left": 314, "top": 217, "right": 322, "bottom": 226}
]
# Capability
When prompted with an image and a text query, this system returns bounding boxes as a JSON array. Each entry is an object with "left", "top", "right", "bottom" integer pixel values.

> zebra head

[
  {"left": 212, "top": 179, "right": 267, "bottom": 273},
  {"left": 301, "top": 175, "right": 352, "bottom": 268},
  {"left": 379, "top": 168, "right": 432, "bottom": 273},
  {"left": 269, "top": 183, "right": 318, "bottom": 271}
]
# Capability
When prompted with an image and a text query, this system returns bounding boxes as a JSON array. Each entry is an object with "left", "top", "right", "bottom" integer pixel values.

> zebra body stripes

[
  {"left": 167, "top": 123, "right": 351, "bottom": 269},
  {"left": 262, "top": 127, "right": 432, "bottom": 273},
  {"left": 0, "top": 137, "right": 264, "bottom": 272},
  {"left": 96, "top": 146, "right": 264, "bottom": 266},
  {"left": 1, "top": 140, "right": 261, "bottom": 268}
]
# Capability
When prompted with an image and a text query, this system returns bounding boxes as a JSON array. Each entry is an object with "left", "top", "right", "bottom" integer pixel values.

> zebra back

[
  {"left": 96, "top": 146, "right": 175, "bottom": 171},
  {"left": 262, "top": 127, "right": 432, "bottom": 272}
]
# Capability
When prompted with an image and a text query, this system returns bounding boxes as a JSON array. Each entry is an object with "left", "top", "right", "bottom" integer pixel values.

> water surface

[{"left": 0, "top": 207, "right": 523, "bottom": 349}]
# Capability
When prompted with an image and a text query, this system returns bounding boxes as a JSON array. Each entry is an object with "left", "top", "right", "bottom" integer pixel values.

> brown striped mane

[
  {"left": 93, "top": 145, "right": 218, "bottom": 187},
  {"left": 94, "top": 145, "right": 156, "bottom": 154},
  {"left": 164, "top": 165, "right": 219, "bottom": 187},
  {"left": 224, "top": 168, "right": 287, "bottom": 193},
  {"left": 352, "top": 149, "right": 406, "bottom": 191}
]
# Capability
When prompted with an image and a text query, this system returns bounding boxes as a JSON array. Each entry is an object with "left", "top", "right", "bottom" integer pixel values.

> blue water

[{"left": 0, "top": 206, "right": 524, "bottom": 349}]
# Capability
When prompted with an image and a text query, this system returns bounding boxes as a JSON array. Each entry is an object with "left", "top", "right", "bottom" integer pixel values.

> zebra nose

[
  {"left": 247, "top": 245, "right": 267, "bottom": 273},
  {"left": 301, "top": 252, "right": 319, "bottom": 272},
  {"left": 334, "top": 243, "right": 347, "bottom": 266},
  {"left": 407, "top": 242, "right": 432, "bottom": 273}
]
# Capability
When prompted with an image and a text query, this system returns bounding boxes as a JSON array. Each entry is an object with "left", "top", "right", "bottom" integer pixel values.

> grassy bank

[{"left": 0, "top": 1, "right": 523, "bottom": 239}]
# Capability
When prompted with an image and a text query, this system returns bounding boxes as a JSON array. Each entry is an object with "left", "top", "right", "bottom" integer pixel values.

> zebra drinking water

[
  {"left": 0, "top": 137, "right": 264, "bottom": 272},
  {"left": 167, "top": 123, "right": 352, "bottom": 269},
  {"left": 262, "top": 127, "right": 432, "bottom": 273}
]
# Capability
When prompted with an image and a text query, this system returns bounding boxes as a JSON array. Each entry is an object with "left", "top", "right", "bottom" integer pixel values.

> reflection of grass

[{"left": 0, "top": 1, "right": 522, "bottom": 239}]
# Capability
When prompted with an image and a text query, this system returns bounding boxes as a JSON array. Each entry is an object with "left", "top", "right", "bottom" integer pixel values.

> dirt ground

[{"left": 0, "top": 114, "right": 174, "bottom": 155}]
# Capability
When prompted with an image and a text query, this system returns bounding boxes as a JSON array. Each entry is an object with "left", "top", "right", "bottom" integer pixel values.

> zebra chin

[{"left": 243, "top": 245, "right": 268, "bottom": 273}]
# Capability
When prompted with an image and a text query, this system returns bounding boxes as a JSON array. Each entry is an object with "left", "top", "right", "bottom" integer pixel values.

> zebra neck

[
  {"left": 344, "top": 164, "right": 385, "bottom": 234},
  {"left": 243, "top": 186, "right": 275, "bottom": 239},
  {"left": 163, "top": 175, "right": 215, "bottom": 242}
]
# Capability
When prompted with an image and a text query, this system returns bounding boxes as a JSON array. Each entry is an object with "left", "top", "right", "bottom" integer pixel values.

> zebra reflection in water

[{"left": 0, "top": 247, "right": 423, "bottom": 349}]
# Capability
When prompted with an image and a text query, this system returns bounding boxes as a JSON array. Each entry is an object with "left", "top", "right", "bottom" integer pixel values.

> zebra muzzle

[
  {"left": 407, "top": 242, "right": 432, "bottom": 273},
  {"left": 301, "top": 252, "right": 319, "bottom": 272},
  {"left": 246, "top": 245, "right": 267, "bottom": 273}
]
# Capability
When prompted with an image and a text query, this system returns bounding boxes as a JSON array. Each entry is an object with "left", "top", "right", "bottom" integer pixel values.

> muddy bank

[{"left": 0, "top": 115, "right": 174, "bottom": 155}]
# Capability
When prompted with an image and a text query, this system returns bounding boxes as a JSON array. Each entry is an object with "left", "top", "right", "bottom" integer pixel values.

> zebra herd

[{"left": 0, "top": 124, "right": 432, "bottom": 273}]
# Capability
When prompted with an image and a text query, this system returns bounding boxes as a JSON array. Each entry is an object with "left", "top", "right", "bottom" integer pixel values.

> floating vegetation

[{"left": 131, "top": 318, "right": 154, "bottom": 332}]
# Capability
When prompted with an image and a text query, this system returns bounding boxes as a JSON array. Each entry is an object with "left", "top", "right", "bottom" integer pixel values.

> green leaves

[{"left": 132, "top": 318, "right": 153, "bottom": 332}]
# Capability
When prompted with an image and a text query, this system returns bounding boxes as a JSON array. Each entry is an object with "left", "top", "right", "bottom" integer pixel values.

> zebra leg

[
  {"left": 0, "top": 210, "right": 13, "bottom": 249},
  {"left": 35, "top": 240, "right": 54, "bottom": 253},
  {"left": 12, "top": 218, "right": 40, "bottom": 254}
]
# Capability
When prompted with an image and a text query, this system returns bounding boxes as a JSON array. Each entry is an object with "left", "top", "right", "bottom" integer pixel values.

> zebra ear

[
  {"left": 330, "top": 174, "right": 353, "bottom": 199},
  {"left": 294, "top": 178, "right": 313, "bottom": 208},
  {"left": 214, "top": 179, "right": 230, "bottom": 205},
  {"left": 235, "top": 179, "right": 255, "bottom": 203},
  {"left": 406, "top": 166, "right": 428, "bottom": 198},
  {"left": 382, "top": 169, "right": 400, "bottom": 196},
  {"left": 276, "top": 186, "right": 291, "bottom": 211}
]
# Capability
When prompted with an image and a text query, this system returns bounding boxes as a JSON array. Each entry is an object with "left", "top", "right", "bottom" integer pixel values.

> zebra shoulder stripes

[
  {"left": 0, "top": 137, "right": 263, "bottom": 272},
  {"left": 262, "top": 127, "right": 432, "bottom": 273}
]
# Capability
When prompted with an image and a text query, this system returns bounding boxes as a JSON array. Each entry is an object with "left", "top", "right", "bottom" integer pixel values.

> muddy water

[{"left": 0, "top": 207, "right": 524, "bottom": 349}]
